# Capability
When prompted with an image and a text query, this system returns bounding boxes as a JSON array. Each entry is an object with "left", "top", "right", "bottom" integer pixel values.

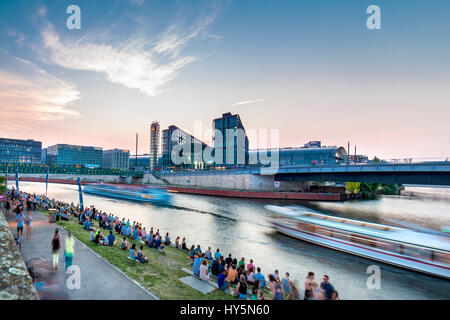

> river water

[{"left": 13, "top": 181, "right": 450, "bottom": 300}]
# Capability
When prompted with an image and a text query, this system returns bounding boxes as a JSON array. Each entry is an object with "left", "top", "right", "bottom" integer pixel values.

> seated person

[
  {"left": 107, "top": 231, "right": 116, "bottom": 247},
  {"left": 136, "top": 246, "right": 149, "bottom": 263},
  {"left": 192, "top": 253, "right": 202, "bottom": 276},
  {"left": 133, "top": 227, "right": 140, "bottom": 241},
  {"left": 226, "top": 265, "right": 239, "bottom": 285},
  {"left": 125, "top": 226, "right": 132, "bottom": 238},
  {"left": 218, "top": 269, "right": 229, "bottom": 291},
  {"left": 84, "top": 218, "right": 91, "bottom": 231},
  {"left": 211, "top": 259, "right": 220, "bottom": 276},
  {"left": 218, "top": 260, "right": 226, "bottom": 275},
  {"left": 94, "top": 231, "right": 104, "bottom": 245},
  {"left": 120, "top": 237, "right": 128, "bottom": 250},
  {"left": 89, "top": 229, "right": 95, "bottom": 242},
  {"left": 129, "top": 243, "right": 138, "bottom": 260},
  {"left": 154, "top": 236, "right": 164, "bottom": 250},
  {"left": 146, "top": 233, "right": 153, "bottom": 247},
  {"left": 205, "top": 247, "right": 213, "bottom": 260},
  {"left": 115, "top": 223, "right": 121, "bottom": 234},
  {"left": 164, "top": 233, "right": 171, "bottom": 246}
]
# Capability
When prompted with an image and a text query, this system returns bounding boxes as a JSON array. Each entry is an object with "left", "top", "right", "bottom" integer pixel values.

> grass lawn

[{"left": 38, "top": 209, "right": 267, "bottom": 300}]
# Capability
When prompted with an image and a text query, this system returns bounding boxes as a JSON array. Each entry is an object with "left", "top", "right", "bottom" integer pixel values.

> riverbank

[
  {"left": 10, "top": 176, "right": 344, "bottom": 201},
  {"left": 4, "top": 209, "right": 156, "bottom": 300},
  {"left": 36, "top": 208, "right": 238, "bottom": 300}
]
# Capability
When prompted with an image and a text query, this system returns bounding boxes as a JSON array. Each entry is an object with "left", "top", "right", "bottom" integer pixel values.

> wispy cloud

[
  {"left": 228, "top": 98, "right": 264, "bottom": 107},
  {"left": 0, "top": 52, "right": 81, "bottom": 131},
  {"left": 35, "top": 3, "right": 224, "bottom": 97}
]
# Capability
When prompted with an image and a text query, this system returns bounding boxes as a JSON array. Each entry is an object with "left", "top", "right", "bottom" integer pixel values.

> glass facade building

[
  {"left": 46, "top": 144, "right": 103, "bottom": 168},
  {"left": 0, "top": 137, "right": 42, "bottom": 164},
  {"left": 162, "top": 125, "right": 208, "bottom": 169},
  {"left": 213, "top": 112, "right": 249, "bottom": 167},
  {"left": 248, "top": 147, "right": 348, "bottom": 167},
  {"left": 103, "top": 149, "right": 130, "bottom": 170}
]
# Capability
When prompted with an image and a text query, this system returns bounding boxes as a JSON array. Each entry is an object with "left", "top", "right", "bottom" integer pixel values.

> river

[{"left": 12, "top": 181, "right": 450, "bottom": 300}]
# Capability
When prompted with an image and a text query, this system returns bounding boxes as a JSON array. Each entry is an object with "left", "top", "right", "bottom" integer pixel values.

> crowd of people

[{"left": 3, "top": 186, "right": 340, "bottom": 300}]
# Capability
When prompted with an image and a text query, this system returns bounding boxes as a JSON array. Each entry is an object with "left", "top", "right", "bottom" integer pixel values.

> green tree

[
  {"left": 381, "top": 184, "right": 398, "bottom": 195},
  {"left": 372, "top": 156, "right": 381, "bottom": 163},
  {"left": 345, "top": 182, "right": 361, "bottom": 194},
  {"left": 0, "top": 176, "right": 6, "bottom": 194},
  {"left": 360, "top": 182, "right": 381, "bottom": 199}
]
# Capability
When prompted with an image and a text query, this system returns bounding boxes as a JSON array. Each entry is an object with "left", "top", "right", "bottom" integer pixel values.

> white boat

[{"left": 265, "top": 205, "right": 450, "bottom": 279}]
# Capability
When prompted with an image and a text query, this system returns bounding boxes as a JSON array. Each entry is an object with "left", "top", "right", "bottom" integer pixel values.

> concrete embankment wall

[
  {"left": 0, "top": 209, "right": 39, "bottom": 300},
  {"left": 144, "top": 172, "right": 311, "bottom": 192},
  {"left": 9, "top": 173, "right": 137, "bottom": 185}
]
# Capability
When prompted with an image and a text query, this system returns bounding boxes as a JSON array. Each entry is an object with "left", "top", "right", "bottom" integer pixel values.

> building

[
  {"left": 46, "top": 144, "right": 103, "bottom": 168},
  {"left": 248, "top": 146, "right": 348, "bottom": 167},
  {"left": 162, "top": 125, "right": 208, "bottom": 169},
  {"left": 103, "top": 149, "right": 130, "bottom": 170},
  {"left": 212, "top": 112, "right": 249, "bottom": 167},
  {"left": 0, "top": 137, "right": 42, "bottom": 165},
  {"left": 304, "top": 141, "right": 322, "bottom": 148},
  {"left": 149, "top": 121, "right": 160, "bottom": 171},
  {"left": 41, "top": 148, "right": 47, "bottom": 164}
]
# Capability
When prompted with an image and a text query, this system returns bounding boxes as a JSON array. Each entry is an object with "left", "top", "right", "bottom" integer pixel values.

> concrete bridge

[
  {"left": 157, "top": 160, "right": 450, "bottom": 187},
  {"left": 262, "top": 161, "right": 450, "bottom": 186}
]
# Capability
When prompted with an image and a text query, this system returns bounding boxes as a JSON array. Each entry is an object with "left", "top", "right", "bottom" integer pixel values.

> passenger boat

[
  {"left": 83, "top": 183, "right": 171, "bottom": 205},
  {"left": 266, "top": 205, "right": 450, "bottom": 279}
]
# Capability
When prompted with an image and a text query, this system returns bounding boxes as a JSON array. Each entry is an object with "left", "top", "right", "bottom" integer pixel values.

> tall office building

[
  {"left": 212, "top": 112, "right": 249, "bottom": 166},
  {"left": 162, "top": 125, "right": 208, "bottom": 169},
  {"left": 149, "top": 121, "right": 160, "bottom": 171},
  {"left": 0, "top": 137, "right": 42, "bottom": 165},
  {"left": 46, "top": 144, "right": 103, "bottom": 168},
  {"left": 103, "top": 149, "right": 130, "bottom": 170}
]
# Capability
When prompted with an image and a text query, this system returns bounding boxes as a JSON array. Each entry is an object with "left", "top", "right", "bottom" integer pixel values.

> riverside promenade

[{"left": 4, "top": 209, "right": 157, "bottom": 300}]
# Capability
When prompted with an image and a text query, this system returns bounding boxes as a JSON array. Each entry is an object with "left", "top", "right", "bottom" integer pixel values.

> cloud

[
  {"left": 35, "top": 4, "right": 224, "bottom": 97},
  {"left": 0, "top": 52, "right": 81, "bottom": 131},
  {"left": 228, "top": 98, "right": 264, "bottom": 107}
]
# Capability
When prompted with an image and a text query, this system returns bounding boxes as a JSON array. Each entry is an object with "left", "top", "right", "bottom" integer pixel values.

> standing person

[
  {"left": 320, "top": 275, "right": 336, "bottom": 300},
  {"left": 24, "top": 210, "right": 32, "bottom": 240},
  {"left": 254, "top": 267, "right": 266, "bottom": 289},
  {"left": 251, "top": 279, "right": 261, "bottom": 300},
  {"left": 288, "top": 280, "right": 300, "bottom": 300},
  {"left": 268, "top": 274, "right": 284, "bottom": 300},
  {"left": 281, "top": 272, "right": 291, "bottom": 296},
  {"left": 16, "top": 210, "right": 24, "bottom": 239},
  {"left": 64, "top": 232, "right": 75, "bottom": 271},
  {"left": 304, "top": 271, "right": 315, "bottom": 300},
  {"left": 5, "top": 198, "right": 11, "bottom": 216},
  {"left": 51, "top": 228, "right": 61, "bottom": 270}
]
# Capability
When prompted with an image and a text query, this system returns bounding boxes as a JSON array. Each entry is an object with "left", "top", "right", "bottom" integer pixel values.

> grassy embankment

[{"left": 38, "top": 209, "right": 269, "bottom": 300}]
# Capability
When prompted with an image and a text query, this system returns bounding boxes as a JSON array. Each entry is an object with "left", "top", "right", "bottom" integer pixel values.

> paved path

[{"left": 5, "top": 209, "right": 156, "bottom": 300}]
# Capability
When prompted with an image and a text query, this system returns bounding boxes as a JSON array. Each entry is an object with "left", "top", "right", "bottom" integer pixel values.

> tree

[
  {"left": 345, "top": 182, "right": 361, "bottom": 194},
  {"left": 0, "top": 176, "right": 6, "bottom": 194},
  {"left": 360, "top": 182, "right": 381, "bottom": 199},
  {"left": 381, "top": 184, "right": 398, "bottom": 195}
]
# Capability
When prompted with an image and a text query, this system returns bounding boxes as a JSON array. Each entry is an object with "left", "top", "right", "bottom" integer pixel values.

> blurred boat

[
  {"left": 266, "top": 205, "right": 450, "bottom": 279},
  {"left": 83, "top": 183, "right": 171, "bottom": 205}
]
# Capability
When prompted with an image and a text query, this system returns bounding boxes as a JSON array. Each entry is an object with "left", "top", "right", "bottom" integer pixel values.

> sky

[{"left": 0, "top": 0, "right": 449, "bottom": 159}]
